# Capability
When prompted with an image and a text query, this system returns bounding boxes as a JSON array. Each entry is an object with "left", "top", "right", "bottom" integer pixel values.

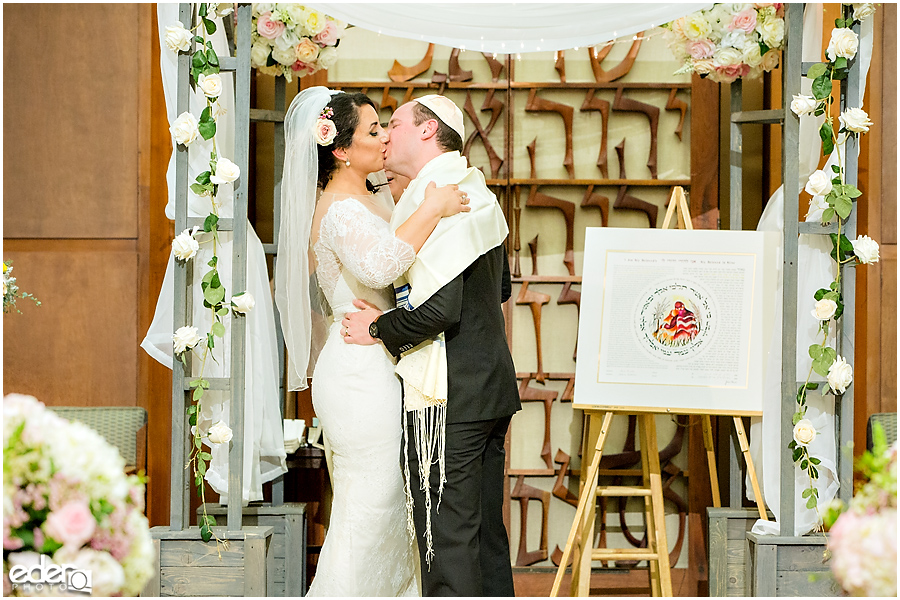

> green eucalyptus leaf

[
  {"left": 200, "top": 379, "right": 210, "bottom": 389},
  {"left": 208, "top": 256, "right": 218, "bottom": 268},
  {"left": 808, "top": 344, "right": 823, "bottom": 360},
  {"left": 845, "top": 185, "right": 862, "bottom": 199},
  {"left": 812, "top": 354, "right": 831, "bottom": 378},
  {"left": 806, "top": 496, "right": 817, "bottom": 509},
  {"left": 212, "top": 322, "right": 226, "bottom": 337},
  {"left": 199, "top": 451, "right": 212, "bottom": 461},
  {"left": 202, "top": 270, "right": 216, "bottom": 285},
  {"left": 210, "top": 271, "right": 221, "bottom": 289},
  {"left": 194, "top": 435, "right": 202, "bottom": 448},
  {"left": 806, "top": 63, "right": 827, "bottom": 80},
  {"left": 822, "top": 207, "right": 835, "bottom": 223},
  {"left": 193, "top": 386, "right": 204, "bottom": 401},
  {"left": 190, "top": 183, "right": 209, "bottom": 195},
  {"left": 204, "top": 284, "right": 226, "bottom": 305},
  {"left": 834, "top": 18, "right": 844, "bottom": 28},
  {"left": 792, "top": 412, "right": 802, "bottom": 425},
  {"left": 198, "top": 459, "right": 207, "bottom": 476},
  {"left": 217, "top": 306, "right": 229, "bottom": 317},
  {"left": 834, "top": 195, "right": 853, "bottom": 219},
  {"left": 189, "top": 379, "right": 200, "bottom": 388}
]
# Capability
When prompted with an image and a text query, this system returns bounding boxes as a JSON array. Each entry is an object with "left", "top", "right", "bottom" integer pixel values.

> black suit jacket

[{"left": 376, "top": 244, "right": 521, "bottom": 424}]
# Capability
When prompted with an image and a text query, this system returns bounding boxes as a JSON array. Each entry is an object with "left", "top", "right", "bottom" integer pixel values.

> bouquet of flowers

[
  {"left": 3, "top": 261, "right": 40, "bottom": 314},
  {"left": 3, "top": 395, "right": 154, "bottom": 596},
  {"left": 663, "top": 3, "right": 786, "bottom": 83},
  {"left": 250, "top": 4, "right": 344, "bottom": 82},
  {"left": 825, "top": 426, "right": 897, "bottom": 597}
]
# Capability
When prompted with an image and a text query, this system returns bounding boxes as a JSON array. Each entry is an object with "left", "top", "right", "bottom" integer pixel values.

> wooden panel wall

[{"left": 2, "top": 4, "right": 173, "bottom": 526}]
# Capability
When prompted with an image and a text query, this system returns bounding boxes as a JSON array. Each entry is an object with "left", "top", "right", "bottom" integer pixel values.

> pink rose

[
  {"left": 713, "top": 63, "right": 750, "bottom": 83},
  {"left": 295, "top": 37, "right": 320, "bottom": 63},
  {"left": 256, "top": 12, "right": 285, "bottom": 40},
  {"left": 314, "top": 21, "right": 338, "bottom": 47},
  {"left": 688, "top": 39, "right": 716, "bottom": 59},
  {"left": 44, "top": 500, "right": 96, "bottom": 548},
  {"left": 3, "top": 523, "right": 23, "bottom": 551},
  {"left": 728, "top": 8, "right": 758, "bottom": 33},
  {"left": 314, "top": 118, "right": 337, "bottom": 145}
]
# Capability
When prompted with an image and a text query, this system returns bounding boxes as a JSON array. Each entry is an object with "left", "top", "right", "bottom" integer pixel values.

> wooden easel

[{"left": 550, "top": 188, "right": 768, "bottom": 597}]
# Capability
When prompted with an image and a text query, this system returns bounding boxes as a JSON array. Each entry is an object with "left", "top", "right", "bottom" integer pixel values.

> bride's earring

[{"left": 345, "top": 160, "right": 351, "bottom": 167}]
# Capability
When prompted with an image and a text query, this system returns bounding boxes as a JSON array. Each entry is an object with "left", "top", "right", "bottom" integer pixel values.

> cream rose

[
  {"left": 258, "top": 64, "right": 281, "bottom": 77},
  {"left": 284, "top": 4, "right": 307, "bottom": 27},
  {"left": 164, "top": 22, "right": 192, "bottom": 53},
  {"left": 172, "top": 226, "right": 200, "bottom": 261},
  {"left": 713, "top": 47, "right": 743, "bottom": 68},
  {"left": 231, "top": 292, "right": 255, "bottom": 315},
  {"left": 791, "top": 94, "right": 817, "bottom": 116},
  {"left": 742, "top": 43, "right": 763, "bottom": 68},
  {"left": 197, "top": 73, "right": 223, "bottom": 99},
  {"left": 295, "top": 38, "right": 320, "bottom": 63},
  {"left": 756, "top": 15, "right": 785, "bottom": 48},
  {"left": 314, "top": 21, "right": 339, "bottom": 46},
  {"left": 805, "top": 195, "right": 830, "bottom": 223},
  {"left": 210, "top": 157, "right": 240, "bottom": 184},
  {"left": 852, "top": 3, "right": 877, "bottom": 22},
  {"left": 304, "top": 10, "right": 327, "bottom": 36},
  {"left": 208, "top": 422, "right": 233, "bottom": 444},
  {"left": 173, "top": 326, "right": 202, "bottom": 354},
  {"left": 826, "top": 28, "right": 859, "bottom": 61},
  {"left": 688, "top": 39, "right": 716, "bottom": 60},
  {"left": 811, "top": 298, "right": 838, "bottom": 321},
  {"left": 170, "top": 111, "right": 200, "bottom": 146},
  {"left": 851, "top": 234, "right": 880, "bottom": 264},
  {"left": 250, "top": 40, "right": 272, "bottom": 68},
  {"left": 684, "top": 13, "right": 712, "bottom": 40},
  {"left": 793, "top": 419, "right": 817, "bottom": 446},
  {"left": 271, "top": 44, "right": 298, "bottom": 67},
  {"left": 314, "top": 118, "right": 337, "bottom": 145},
  {"left": 805, "top": 170, "right": 833, "bottom": 197},
  {"left": 827, "top": 355, "right": 853, "bottom": 394},
  {"left": 840, "top": 107, "right": 873, "bottom": 133},
  {"left": 692, "top": 58, "right": 715, "bottom": 75},
  {"left": 317, "top": 46, "right": 338, "bottom": 71},
  {"left": 761, "top": 49, "right": 780, "bottom": 71}
]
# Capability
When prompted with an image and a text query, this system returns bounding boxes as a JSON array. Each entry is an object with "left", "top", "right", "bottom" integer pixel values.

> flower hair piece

[{"left": 314, "top": 107, "right": 337, "bottom": 146}]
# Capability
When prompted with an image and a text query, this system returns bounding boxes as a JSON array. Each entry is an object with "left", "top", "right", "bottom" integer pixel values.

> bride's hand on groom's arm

[{"left": 342, "top": 299, "right": 382, "bottom": 345}]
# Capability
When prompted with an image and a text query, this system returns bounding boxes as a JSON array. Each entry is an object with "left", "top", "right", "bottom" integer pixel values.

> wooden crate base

[
  {"left": 198, "top": 502, "right": 308, "bottom": 597},
  {"left": 143, "top": 525, "right": 274, "bottom": 597},
  {"left": 746, "top": 531, "right": 840, "bottom": 596},
  {"left": 708, "top": 507, "right": 773, "bottom": 596}
]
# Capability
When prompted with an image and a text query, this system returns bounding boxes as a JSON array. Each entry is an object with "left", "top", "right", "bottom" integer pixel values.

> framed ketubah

[{"left": 574, "top": 228, "right": 779, "bottom": 415}]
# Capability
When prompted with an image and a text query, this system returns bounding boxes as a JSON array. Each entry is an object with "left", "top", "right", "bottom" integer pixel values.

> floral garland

[
  {"left": 249, "top": 4, "right": 344, "bottom": 82},
  {"left": 3, "top": 394, "right": 153, "bottom": 597},
  {"left": 2, "top": 261, "right": 40, "bottom": 315},
  {"left": 663, "top": 3, "right": 785, "bottom": 83},
  {"left": 164, "top": 3, "right": 257, "bottom": 545},
  {"left": 788, "top": 3, "right": 878, "bottom": 517}
]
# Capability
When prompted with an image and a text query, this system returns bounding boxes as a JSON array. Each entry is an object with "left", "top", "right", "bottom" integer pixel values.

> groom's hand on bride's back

[{"left": 342, "top": 299, "right": 382, "bottom": 345}]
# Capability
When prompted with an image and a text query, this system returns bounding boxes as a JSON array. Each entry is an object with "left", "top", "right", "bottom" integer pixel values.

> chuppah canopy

[{"left": 306, "top": 3, "right": 713, "bottom": 54}]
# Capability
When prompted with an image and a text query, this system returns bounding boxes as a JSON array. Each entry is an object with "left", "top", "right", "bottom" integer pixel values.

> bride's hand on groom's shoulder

[{"left": 342, "top": 299, "right": 382, "bottom": 345}]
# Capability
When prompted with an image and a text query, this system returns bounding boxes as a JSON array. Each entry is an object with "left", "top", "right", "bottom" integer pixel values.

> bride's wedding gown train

[{"left": 307, "top": 194, "right": 420, "bottom": 597}]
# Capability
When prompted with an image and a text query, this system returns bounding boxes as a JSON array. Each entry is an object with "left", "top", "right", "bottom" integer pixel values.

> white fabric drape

[
  {"left": 750, "top": 4, "right": 874, "bottom": 536},
  {"left": 306, "top": 3, "right": 712, "bottom": 54},
  {"left": 143, "top": 4, "right": 286, "bottom": 504}
]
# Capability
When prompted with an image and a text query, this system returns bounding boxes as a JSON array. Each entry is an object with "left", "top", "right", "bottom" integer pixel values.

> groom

[{"left": 343, "top": 95, "right": 520, "bottom": 596}]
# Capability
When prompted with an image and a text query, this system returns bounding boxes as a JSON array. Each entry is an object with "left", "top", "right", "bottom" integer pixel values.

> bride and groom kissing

[{"left": 274, "top": 88, "right": 521, "bottom": 596}]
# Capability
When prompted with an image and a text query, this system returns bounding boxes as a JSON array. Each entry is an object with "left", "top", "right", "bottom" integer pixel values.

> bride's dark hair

[{"left": 317, "top": 92, "right": 377, "bottom": 189}]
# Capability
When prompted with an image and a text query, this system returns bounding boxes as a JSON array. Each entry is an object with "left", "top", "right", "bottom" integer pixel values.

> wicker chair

[
  {"left": 866, "top": 412, "right": 897, "bottom": 451},
  {"left": 49, "top": 406, "right": 148, "bottom": 473}
]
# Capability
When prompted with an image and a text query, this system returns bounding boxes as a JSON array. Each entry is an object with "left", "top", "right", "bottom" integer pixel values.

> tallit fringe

[{"left": 402, "top": 385, "right": 447, "bottom": 569}]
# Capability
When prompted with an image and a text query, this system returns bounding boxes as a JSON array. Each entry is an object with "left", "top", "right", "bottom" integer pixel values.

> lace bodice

[{"left": 313, "top": 197, "right": 415, "bottom": 318}]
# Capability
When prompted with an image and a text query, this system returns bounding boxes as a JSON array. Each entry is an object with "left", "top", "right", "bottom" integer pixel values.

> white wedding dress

[{"left": 307, "top": 193, "right": 420, "bottom": 597}]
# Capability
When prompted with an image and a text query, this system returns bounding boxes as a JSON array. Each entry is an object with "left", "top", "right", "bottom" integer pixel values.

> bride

[{"left": 274, "top": 87, "right": 469, "bottom": 596}]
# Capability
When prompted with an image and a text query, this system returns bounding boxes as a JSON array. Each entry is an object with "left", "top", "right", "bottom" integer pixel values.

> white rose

[
  {"left": 826, "top": 28, "right": 859, "bottom": 61},
  {"left": 250, "top": 40, "right": 272, "bottom": 68},
  {"left": 760, "top": 49, "right": 780, "bottom": 72},
  {"left": 304, "top": 10, "right": 327, "bottom": 36},
  {"left": 741, "top": 43, "right": 763, "bottom": 68},
  {"left": 273, "top": 28, "right": 300, "bottom": 52},
  {"left": 851, "top": 234, "right": 880, "bottom": 264},
  {"left": 169, "top": 111, "right": 200, "bottom": 147},
  {"left": 164, "top": 22, "right": 192, "bottom": 53},
  {"left": 54, "top": 547, "right": 126, "bottom": 597},
  {"left": 811, "top": 298, "right": 838, "bottom": 321},
  {"left": 840, "top": 107, "right": 873, "bottom": 133},
  {"left": 791, "top": 94, "right": 817, "bottom": 116},
  {"left": 827, "top": 355, "right": 853, "bottom": 394},
  {"left": 172, "top": 226, "right": 200, "bottom": 261},
  {"left": 210, "top": 157, "right": 240, "bottom": 184},
  {"left": 208, "top": 421, "right": 233, "bottom": 444},
  {"left": 255, "top": 3, "right": 275, "bottom": 15},
  {"left": 805, "top": 194, "right": 830, "bottom": 223},
  {"left": 317, "top": 46, "right": 338, "bottom": 71},
  {"left": 173, "top": 325, "right": 202, "bottom": 354},
  {"left": 756, "top": 15, "right": 785, "bottom": 48},
  {"left": 792, "top": 419, "right": 817, "bottom": 446},
  {"left": 284, "top": 5, "right": 307, "bottom": 27},
  {"left": 231, "top": 292, "right": 255, "bottom": 314},
  {"left": 721, "top": 30, "right": 751, "bottom": 51},
  {"left": 271, "top": 44, "right": 298, "bottom": 67},
  {"left": 197, "top": 73, "right": 223, "bottom": 99},
  {"left": 713, "top": 47, "right": 743, "bottom": 68},
  {"left": 852, "top": 3, "right": 877, "bottom": 22},
  {"left": 212, "top": 3, "right": 233, "bottom": 17},
  {"left": 804, "top": 170, "right": 833, "bottom": 197}
]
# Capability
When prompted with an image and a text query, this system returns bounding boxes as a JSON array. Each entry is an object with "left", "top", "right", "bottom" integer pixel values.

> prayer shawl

[{"left": 389, "top": 151, "right": 508, "bottom": 562}]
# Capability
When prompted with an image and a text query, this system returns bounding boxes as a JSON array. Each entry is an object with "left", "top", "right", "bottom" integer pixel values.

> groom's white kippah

[{"left": 413, "top": 94, "right": 465, "bottom": 139}]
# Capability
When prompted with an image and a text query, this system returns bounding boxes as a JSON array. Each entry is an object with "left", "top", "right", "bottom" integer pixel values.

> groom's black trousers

[{"left": 406, "top": 414, "right": 515, "bottom": 597}]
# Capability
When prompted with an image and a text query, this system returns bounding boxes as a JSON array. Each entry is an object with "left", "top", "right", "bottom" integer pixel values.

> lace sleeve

[{"left": 320, "top": 199, "right": 416, "bottom": 289}]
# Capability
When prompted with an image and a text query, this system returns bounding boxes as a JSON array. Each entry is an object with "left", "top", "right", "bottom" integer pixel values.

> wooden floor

[{"left": 513, "top": 568, "right": 701, "bottom": 597}]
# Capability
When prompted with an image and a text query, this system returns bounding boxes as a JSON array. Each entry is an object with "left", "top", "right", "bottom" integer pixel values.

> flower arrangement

[
  {"left": 663, "top": 3, "right": 786, "bottom": 83},
  {"left": 789, "top": 3, "right": 877, "bottom": 516},
  {"left": 2, "top": 394, "right": 153, "bottom": 597},
  {"left": 165, "top": 3, "right": 259, "bottom": 544},
  {"left": 250, "top": 4, "right": 344, "bottom": 82},
  {"left": 2, "top": 262, "right": 40, "bottom": 315},
  {"left": 314, "top": 107, "right": 337, "bottom": 145},
  {"left": 824, "top": 425, "right": 897, "bottom": 597}
]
